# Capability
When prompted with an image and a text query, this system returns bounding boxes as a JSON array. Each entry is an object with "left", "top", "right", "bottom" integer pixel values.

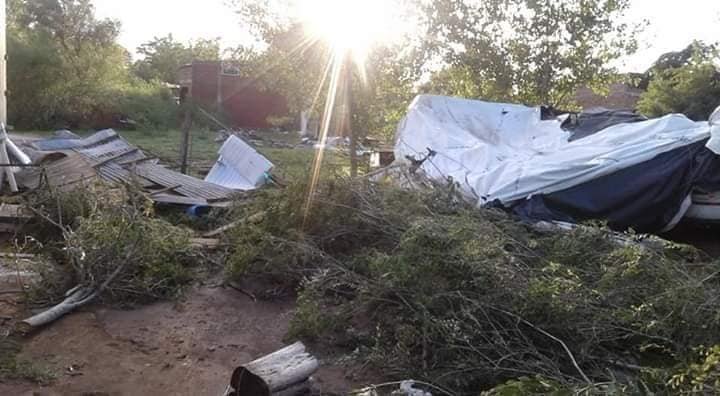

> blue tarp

[{"left": 511, "top": 140, "right": 720, "bottom": 232}]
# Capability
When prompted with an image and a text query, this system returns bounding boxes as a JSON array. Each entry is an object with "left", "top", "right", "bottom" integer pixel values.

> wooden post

[
  {"left": 343, "top": 53, "right": 358, "bottom": 177},
  {"left": 179, "top": 103, "right": 192, "bottom": 175},
  {"left": 226, "top": 342, "right": 319, "bottom": 396}
]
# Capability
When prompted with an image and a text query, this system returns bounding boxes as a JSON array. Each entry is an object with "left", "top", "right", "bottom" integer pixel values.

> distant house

[
  {"left": 178, "top": 61, "right": 289, "bottom": 129},
  {"left": 574, "top": 82, "right": 645, "bottom": 111}
]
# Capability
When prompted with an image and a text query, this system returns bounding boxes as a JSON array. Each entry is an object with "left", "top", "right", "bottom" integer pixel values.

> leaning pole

[{"left": 0, "top": 0, "right": 7, "bottom": 126}]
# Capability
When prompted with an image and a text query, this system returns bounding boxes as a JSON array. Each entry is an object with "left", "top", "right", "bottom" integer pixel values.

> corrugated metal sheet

[
  {"left": 205, "top": 136, "right": 273, "bottom": 190},
  {"left": 17, "top": 152, "right": 100, "bottom": 191},
  {"left": 31, "top": 128, "right": 118, "bottom": 151},
  {"left": 133, "top": 163, "right": 234, "bottom": 200},
  {"left": 28, "top": 129, "right": 235, "bottom": 205}
]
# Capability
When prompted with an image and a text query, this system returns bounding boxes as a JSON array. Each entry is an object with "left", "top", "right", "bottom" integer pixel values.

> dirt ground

[{"left": 0, "top": 282, "right": 363, "bottom": 396}]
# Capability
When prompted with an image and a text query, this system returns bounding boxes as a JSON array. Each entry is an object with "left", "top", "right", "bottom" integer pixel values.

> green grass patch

[
  {"left": 14, "top": 128, "right": 352, "bottom": 181},
  {"left": 0, "top": 338, "right": 54, "bottom": 384}
]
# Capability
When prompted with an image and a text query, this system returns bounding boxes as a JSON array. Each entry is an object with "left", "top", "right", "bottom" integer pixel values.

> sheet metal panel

[
  {"left": 133, "top": 163, "right": 233, "bottom": 200},
  {"left": 205, "top": 136, "right": 273, "bottom": 190}
]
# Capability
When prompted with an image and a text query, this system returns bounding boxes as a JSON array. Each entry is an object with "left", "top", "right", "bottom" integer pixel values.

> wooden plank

[{"left": 190, "top": 238, "right": 221, "bottom": 249}]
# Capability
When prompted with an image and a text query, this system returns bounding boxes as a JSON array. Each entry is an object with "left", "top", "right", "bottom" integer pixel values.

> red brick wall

[{"left": 186, "top": 62, "right": 289, "bottom": 129}]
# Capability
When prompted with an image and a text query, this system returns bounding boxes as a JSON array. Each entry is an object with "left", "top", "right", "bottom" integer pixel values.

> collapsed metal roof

[{"left": 23, "top": 129, "right": 236, "bottom": 206}]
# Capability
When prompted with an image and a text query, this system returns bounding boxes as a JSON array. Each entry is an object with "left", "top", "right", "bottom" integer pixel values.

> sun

[{"left": 299, "top": 0, "right": 399, "bottom": 61}]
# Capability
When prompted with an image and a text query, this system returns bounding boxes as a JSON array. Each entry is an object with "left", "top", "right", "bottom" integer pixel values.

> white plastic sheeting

[
  {"left": 205, "top": 135, "right": 274, "bottom": 191},
  {"left": 395, "top": 95, "right": 718, "bottom": 206},
  {"left": 704, "top": 106, "right": 720, "bottom": 155}
]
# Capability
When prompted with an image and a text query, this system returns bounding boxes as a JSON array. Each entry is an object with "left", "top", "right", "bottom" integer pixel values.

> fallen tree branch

[
  {"left": 22, "top": 258, "right": 128, "bottom": 328},
  {"left": 226, "top": 282, "right": 257, "bottom": 302},
  {"left": 491, "top": 306, "right": 592, "bottom": 385}
]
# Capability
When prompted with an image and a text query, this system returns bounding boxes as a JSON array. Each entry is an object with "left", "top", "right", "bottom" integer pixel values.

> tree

[
  {"left": 637, "top": 44, "right": 720, "bottom": 121},
  {"left": 418, "top": 0, "right": 640, "bottom": 108},
  {"left": 231, "top": 0, "right": 420, "bottom": 142},
  {"left": 133, "top": 35, "right": 222, "bottom": 84},
  {"left": 634, "top": 41, "right": 718, "bottom": 90},
  {"left": 7, "top": 0, "right": 176, "bottom": 129}
]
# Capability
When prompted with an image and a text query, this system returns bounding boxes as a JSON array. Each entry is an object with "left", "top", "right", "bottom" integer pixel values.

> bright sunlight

[{"left": 299, "top": 0, "right": 402, "bottom": 61}]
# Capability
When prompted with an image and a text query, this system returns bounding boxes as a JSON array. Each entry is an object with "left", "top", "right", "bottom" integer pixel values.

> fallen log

[
  {"left": 22, "top": 259, "right": 127, "bottom": 329},
  {"left": 21, "top": 286, "right": 97, "bottom": 328},
  {"left": 226, "top": 341, "right": 319, "bottom": 396}
]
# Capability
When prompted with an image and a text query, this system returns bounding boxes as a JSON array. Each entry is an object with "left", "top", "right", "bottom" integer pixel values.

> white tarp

[
  {"left": 395, "top": 95, "right": 717, "bottom": 206},
  {"left": 205, "top": 135, "right": 274, "bottom": 191}
]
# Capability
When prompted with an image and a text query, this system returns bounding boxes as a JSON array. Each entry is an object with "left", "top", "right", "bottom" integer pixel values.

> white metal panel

[{"left": 205, "top": 136, "right": 274, "bottom": 190}]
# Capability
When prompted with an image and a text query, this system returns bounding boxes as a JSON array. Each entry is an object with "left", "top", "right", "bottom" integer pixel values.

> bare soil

[{"left": 0, "top": 284, "right": 363, "bottom": 396}]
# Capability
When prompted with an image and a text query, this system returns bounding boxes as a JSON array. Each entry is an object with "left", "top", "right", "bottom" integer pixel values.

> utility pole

[
  {"left": 0, "top": 0, "right": 8, "bottom": 126},
  {"left": 343, "top": 53, "right": 358, "bottom": 177}
]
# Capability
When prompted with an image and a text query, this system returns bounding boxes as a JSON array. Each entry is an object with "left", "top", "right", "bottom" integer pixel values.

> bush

[
  {"left": 227, "top": 176, "right": 720, "bottom": 394},
  {"left": 28, "top": 183, "right": 199, "bottom": 306},
  {"left": 638, "top": 60, "right": 720, "bottom": 121},
  {"left": 108, "top": 79, "right": 179, "bottom": 130}
]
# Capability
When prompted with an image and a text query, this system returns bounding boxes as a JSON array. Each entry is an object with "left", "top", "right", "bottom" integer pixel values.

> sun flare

[{"left": 299, "top": 0, "right": 399, "bottom": 61}]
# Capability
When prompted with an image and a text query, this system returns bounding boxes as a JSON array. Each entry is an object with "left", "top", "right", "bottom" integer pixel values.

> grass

[
  {"left": 0, "top": 338, "right": 55, "bottom": 384},
  {"left": 14, "top": 128, "right": 352, "bottom": 179}
]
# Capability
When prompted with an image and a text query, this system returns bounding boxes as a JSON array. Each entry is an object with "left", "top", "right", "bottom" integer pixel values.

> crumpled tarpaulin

[{"left": 394, "top": 95, "right": 720, "bottom": 232}]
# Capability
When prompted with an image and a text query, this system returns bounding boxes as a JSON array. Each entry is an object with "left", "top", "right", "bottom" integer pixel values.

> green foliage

[
  {"left": 66, "top": 207, "right": 195, "bottom": 304},
  {"left": 29, "top": 184, "right": 199, "bottom": 305},
  {"left": 227, "top": 176, "right": 720, "bottom": 394},
  {"left": 638, "top": 43, "right": 720, "bottom": 121},
  {"left": 0, "top": 337, "right": 54, "bottom": 384},
  {"left": 110, "top": 79, "right": 179, "bottom": 129},
  {"left": 133, "top": 35, "right": 221, "bottom": 84},
  {"left": 669, "top": 345, "right": 720, "bottom": 394},
  {"left": 419, "top": 0, "right": 640, "bottom": 107},
  {"left": 7, "top": 0, "right": 178, "bottom": 130}
]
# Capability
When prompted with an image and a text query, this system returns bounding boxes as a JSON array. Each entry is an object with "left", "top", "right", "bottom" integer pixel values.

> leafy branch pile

[
  {"left": 26, "top": 183, "right": 199, "bottom": 309},
  {"left": 227, "top": 176, "right": 720, "bottom": 394}
]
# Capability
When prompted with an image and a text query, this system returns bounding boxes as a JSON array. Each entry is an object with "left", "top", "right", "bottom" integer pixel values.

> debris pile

[
  {"left": 226, "top": 173, "right": 720, "bottom": 394},
  {"left": 20, "top": 183, "right": 201, "bottom": 328},
  {"left": 395, "top": 95, "right": 720, "bottom": 233},
  {"left": 21, "top": 129, "right": 244, "bottom": 207}
]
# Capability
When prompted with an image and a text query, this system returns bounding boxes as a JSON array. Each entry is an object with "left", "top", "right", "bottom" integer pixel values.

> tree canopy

[
  {"left": 419, "top": 0, "right": 639, "bottom": 108},
  {"left": 638, "top": 42, "right": 720, "bottom": 121},
  {"left": 7, "top": 0, "right": 177, "bottom": 129},
  {"left": 133, "top": 35, "right": 222, "bottom": 84}
]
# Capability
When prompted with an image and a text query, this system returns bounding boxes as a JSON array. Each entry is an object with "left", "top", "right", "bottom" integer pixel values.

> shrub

[
  {"left": 227, "top": 176, "right": 720, "bottom": 394},
  {"left": 28, "top": 183, "right": 199, "bottom": 306}
]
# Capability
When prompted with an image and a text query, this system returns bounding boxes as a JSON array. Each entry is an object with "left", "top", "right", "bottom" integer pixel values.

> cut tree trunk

[
  {"left": 226, "top": 342, "right": 319, "bottom": 396},
  {"left": 21, "top": 286, "right": 97, "bottom": 328}
]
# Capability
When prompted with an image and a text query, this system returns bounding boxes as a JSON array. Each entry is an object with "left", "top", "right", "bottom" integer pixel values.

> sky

[{"left": 93, "top": 0, "right": 720, "bottom": 73}]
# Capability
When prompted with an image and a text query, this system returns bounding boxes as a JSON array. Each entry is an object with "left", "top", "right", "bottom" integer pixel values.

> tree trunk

[
  {"left": 226, "top": 342, "right": 319, "bottom": 396},
  {"left": 343, "top": 54, "right": 358, "bottom": 177},
  {"left": 22, "top": 286, "right": 97, "bottom": 328}
]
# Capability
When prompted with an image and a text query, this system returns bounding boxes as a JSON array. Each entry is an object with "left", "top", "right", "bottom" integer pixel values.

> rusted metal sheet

[
  {"left": 26, "top": 129, "right": 235, "bottom": 206},
  {"left": 17, "top": 152, "right": 100, "bottom": 191},
  {"left": 133, "top": 163, "right": 233, "bottom": 201}
]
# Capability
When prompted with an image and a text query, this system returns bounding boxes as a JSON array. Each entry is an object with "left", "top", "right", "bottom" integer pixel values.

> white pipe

[{"left": 0, "top": 0, "right": 7, "bottom": 126}]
